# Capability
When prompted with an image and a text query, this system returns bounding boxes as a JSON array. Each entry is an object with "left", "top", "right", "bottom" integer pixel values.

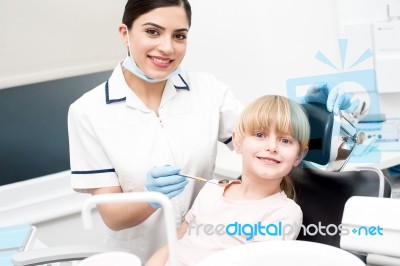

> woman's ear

[
  {"left": 119, "top": 24, "right": 129, "bottom": 46},
  {"left": 232, "top": 132, "right": 242, "bottom": 154}
]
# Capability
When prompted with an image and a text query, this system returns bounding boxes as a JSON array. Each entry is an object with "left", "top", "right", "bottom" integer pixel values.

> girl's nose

[{"left": 265, "top": 139, "right": 278, "bottom": 153}]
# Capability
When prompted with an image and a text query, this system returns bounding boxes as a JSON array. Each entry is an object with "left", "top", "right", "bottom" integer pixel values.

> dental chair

[
  {"left": 11, "top": 103, "right": 393, "bottom": 266},
  {"left": 198, "top": 103, "right": 393, "bottom": 265},
  {"left": 289, "top": 103, "right": 392, "bottom": 257},
  {"left": 198, "top": 103, "right": 392, "bottom": 266}
]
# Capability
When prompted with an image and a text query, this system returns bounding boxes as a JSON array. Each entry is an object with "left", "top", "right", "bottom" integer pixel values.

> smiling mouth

[
  {"left": 149, "top": 56, "right": 173, "bottom": 65},
  {"left": 257, "top": 157, "right": 280, "bottom": 164}
]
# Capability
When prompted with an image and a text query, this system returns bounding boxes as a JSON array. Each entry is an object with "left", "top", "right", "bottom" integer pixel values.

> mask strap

[{"left": 125, "top": 25, "right": 133, "bottom": 58}]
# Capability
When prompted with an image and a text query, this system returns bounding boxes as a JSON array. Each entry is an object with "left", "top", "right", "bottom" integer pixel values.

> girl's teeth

[{"left": 260, "top": 158, "right": 278, "bottom": 163}]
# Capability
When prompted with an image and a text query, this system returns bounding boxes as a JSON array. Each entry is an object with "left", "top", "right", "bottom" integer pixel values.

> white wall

[
  {"left": 337, "top": 0, "right": 400, "bottom": 117},
  {"left": 183, "top": 0, "right": 340, "bottom": 105},
  {"left": 0, "top": 0, "right": 341, "bottom": 104},
  {"left": 183, "top": 0, "right": 400, "bottom": 107},
  {"left": 2, "top": 0, "right": 398, "bottom": 104},
  {"left": 0, "top": 0, "right": 127, "bottom": 89}
]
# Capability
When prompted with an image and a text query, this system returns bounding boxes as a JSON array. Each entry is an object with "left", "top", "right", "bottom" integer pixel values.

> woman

[{"left": 68, "top": 0, "right": 351, "bottom": 262}]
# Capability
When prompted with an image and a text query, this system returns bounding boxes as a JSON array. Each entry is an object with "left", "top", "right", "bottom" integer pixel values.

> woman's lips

[{"left": 149, "top": 56, "right": 173, "bottom": 68}]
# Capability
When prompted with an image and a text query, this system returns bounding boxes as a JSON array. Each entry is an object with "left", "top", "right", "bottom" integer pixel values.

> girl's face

[
  {"left": 121, "top": 6, "right": 189, "bottom": 80},
  {"left": 234, "top": 123, "right": 302, "bottom": 182}
]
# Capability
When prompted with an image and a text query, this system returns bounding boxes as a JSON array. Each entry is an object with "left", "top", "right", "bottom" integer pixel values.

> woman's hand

[
  {"left": 304, "top": 83, "right": 356, "bottom": 115},
  {"left": 145, "top": 165, "right": 189, "bottom": 208}
]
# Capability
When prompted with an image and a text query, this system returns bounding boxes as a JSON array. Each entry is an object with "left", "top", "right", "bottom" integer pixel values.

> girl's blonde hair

[{"left": 234, "top": 95, "right": 310, "bottom": 200}]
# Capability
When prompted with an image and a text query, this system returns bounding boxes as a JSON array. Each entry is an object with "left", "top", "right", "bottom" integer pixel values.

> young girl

[{"left": 146, "top": 95, "right": 310, "bottom": 265}]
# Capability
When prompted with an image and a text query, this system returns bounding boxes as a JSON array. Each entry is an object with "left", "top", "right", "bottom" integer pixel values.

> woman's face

[{"left": 123, "top": 6, "right": 189, "bottom": 80}]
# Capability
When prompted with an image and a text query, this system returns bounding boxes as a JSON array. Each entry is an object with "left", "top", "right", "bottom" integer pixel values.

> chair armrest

[
  {"left": 354, "top": 166, "right": 389, "bottom": 197},
  {"left": 367, "top": 254, "right": 400, "bottom": 266},
  {"left": 12, "top": 245, "right": 131, "bottom": 266},
  {"left": 340, "top": 196, "right": 400, "bottom": 259}
]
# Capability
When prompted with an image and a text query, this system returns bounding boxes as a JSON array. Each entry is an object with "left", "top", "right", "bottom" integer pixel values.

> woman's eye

[
  {"left": 146, "top": 29, "right": 159, "bottom": 36},
  {"left": 174, "top": 34, "right": 187, "bottom": 41}
]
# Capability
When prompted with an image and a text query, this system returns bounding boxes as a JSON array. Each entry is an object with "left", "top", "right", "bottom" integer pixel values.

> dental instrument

[{"left": 179, "top": 174, "right": 241, "bottom": 187}]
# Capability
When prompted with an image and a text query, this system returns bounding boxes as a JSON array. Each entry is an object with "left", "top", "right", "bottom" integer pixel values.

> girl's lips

[{"left": 257, "top": 156, "right": 280, "bottom": 164}]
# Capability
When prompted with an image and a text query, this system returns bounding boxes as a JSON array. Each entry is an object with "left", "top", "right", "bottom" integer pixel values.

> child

[{"left": 146, "top": 95, "right": 310, "bottom": 265}]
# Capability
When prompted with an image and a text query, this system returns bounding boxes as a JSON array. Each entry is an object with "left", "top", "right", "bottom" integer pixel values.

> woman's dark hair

[{"left": 122, "top": 0, "right": 192, "bottom": 29}]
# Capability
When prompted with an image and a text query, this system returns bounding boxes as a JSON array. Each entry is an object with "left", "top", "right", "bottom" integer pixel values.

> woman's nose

[{"left": 158, "top": 37, "right": 174, "bottom": 54}]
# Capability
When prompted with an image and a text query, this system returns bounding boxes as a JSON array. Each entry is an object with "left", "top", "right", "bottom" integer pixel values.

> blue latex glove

[
  {"left": 345, "top": 98, "right": 360, "bottom": 114},
  {"left": 304, "top": 83, "right": 354, "bottom": 115},
  {"left": 145, "top": 165, "right": 188, "bottom": 209}
]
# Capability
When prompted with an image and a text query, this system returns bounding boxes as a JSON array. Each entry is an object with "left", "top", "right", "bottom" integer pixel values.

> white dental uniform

[{"left": 68, "top": 61, "right": 243, "bottom": 262}]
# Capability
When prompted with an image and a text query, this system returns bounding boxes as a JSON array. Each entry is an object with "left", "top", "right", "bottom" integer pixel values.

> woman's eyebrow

[{"left": 142, "top": 22, "right": 188, "bottom": 32}]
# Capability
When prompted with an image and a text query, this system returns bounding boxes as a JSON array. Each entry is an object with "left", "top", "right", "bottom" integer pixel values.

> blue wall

[{"left": 0, "top": 70, "right": 112, "bottom": 186}]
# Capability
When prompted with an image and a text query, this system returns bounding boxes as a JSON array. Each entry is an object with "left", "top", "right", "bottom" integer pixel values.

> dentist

[{"left": 67, "top": 0, "right": 352, "bottom": 262}]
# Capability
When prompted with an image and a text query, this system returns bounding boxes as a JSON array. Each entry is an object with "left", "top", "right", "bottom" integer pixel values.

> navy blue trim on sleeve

[
  {"left": 105, "top": 80, "right": 126, "bottom": 104},
  {"left": 71, "top": 169, "right": 116, "bottom": 174}
]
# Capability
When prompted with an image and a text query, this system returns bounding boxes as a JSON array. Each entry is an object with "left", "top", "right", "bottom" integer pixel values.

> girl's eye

[
  {"left": 255, "top": 132, "right": 266, "bottom": 138},
  {"left": 280, "top": 138, "right": 292, "bottom": 144},
  {"left": 146, "top": 29, "right": 159, "bottom": 36}
]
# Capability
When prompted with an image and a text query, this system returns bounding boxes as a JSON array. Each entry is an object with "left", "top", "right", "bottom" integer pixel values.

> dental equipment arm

[
  {"left": 12, "top": 192, "right": 179, "bottom": 266},
  {"left": 82, "top": 192, "right": 179, "bottom": 266}
]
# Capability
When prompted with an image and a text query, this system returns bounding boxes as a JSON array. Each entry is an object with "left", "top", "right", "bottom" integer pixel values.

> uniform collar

[{"left": 105, "top": 63, "right": 190, "bottom": 107}]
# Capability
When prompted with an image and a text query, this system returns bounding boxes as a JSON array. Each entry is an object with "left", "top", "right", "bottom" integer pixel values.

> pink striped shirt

[{"left": 173, "top": 182, "right": 302, "bottom": 265}]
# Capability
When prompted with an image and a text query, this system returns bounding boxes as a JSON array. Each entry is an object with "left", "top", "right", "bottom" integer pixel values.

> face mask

[{"left": 122, "top": 26, "right": 181, "bottom": 83}]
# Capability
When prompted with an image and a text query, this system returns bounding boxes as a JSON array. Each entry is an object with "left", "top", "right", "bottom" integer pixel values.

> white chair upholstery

[
  {"left": 340, "top": 196, "right": 400, "bottom": 266},
  {"left": 79, "top": 251, "right": 141, "bottom": 266},
  {"left": 197, "top": 240, "right": 366, "bottom": 266}
]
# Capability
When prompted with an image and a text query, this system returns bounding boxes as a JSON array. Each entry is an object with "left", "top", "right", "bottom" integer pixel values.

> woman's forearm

[{"left": 91, "top": 186, "right": 156, "bottom": 231}]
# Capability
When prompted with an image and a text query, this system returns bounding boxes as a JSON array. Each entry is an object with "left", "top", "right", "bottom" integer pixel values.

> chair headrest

[{"left": 301, "top": 103, "right": 334, "bottom": 166}]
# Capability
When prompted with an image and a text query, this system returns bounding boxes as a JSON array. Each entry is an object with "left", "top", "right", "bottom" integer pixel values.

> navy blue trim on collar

[
  {"left": 173, "top": 74, "right": 190, "bottom": 90},
  {"left": 71, "top": 168, "right": 116, "bottom": 174},
  {"left": 105, "top": 80, "right": 126, "bottom": 104},
  {"left": 105, "top": 74, "right": 189, "bottom": 104},
  {"left": 223, "top": 137, "right": 232, "bottom": 145}
]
